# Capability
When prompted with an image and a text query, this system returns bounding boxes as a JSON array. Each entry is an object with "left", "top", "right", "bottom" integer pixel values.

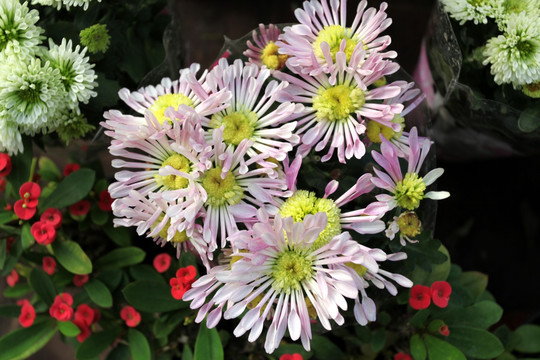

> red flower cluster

[
  {"left": 98, "top": 190, "right": 113, "bottom": 211},
  {"left": 73, "top": 304, "right": 100, "bottom": 342},
  {"left": 170, "top": 265, "right": 197, "bottom": 300},
  {"left": 153, "top": 253, "right": 172, "bottom": 273},
  {"left": 49, "top": 293, "right": 74, "bottom": 321},
  {"left": 0, "top": 153, "right": 12, "bottom": 177},
  {"left": 73, "top": 274, "right": 89, "bottom": 287},
  {"left": 31, "top": 221, "right": 56, "bottom": 245},
  {"left": 394, "top": 353, "right": 412, "bottom": 360},
  {"left": 41, "top": 208, "right": 62, "bottom": 229},
  {"left": 14, "top": 182, "right": 41, "bottom": 220},
  {"left": 69, "top": 200, "right": 91, "bottom": 218},
  {"left": 409, "top": 281, "right": 452, "bottom": 310},
  {"left": 17, "top": 299, "right": 36, "bottom": 328},
  {"left": 120, "top": 305, "right": 141, "bottom": 327},
  {"left": 280, "top": 354, "right": 303, "bottom": 360},
  {"left": 6, "top": 269, "right": 19, "bottom": 287},
  {"left": 42, "top": 256, "right": 57, "bottom": 275},
  {"left": 63, "top": 163, "right": 80, "bottom": 177}
]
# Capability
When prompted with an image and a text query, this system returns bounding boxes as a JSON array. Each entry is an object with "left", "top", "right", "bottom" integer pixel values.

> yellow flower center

[
  {"left": 394, "top": 173, "right": 426, "bottom": 210},
  {"left": 261, "top": 41, "right": 288, "bottom": 70},
  {"left": 279, "top": 190, "right": 342, "bottom": 249},
  {"left": 153, "top": 215, "right": 189, "bottom": 243},
  {"left": 523, "top": 81, "right": 540, "bottom": 98},
  {"left": 396, "top": 211, "right": 422, "bottom": 238},
  {"left": 149, "top": 93, "right": 194, "bottom": 124},
  {"left": 312, "top": 25, "right": 359, "bottom": 62},
  {"left": 345, "top": 262, "right": 368, "bottom": 277},
  {"left": 210, "top": 111, "right": 257, "bottom": 146},
  {"left": 201, "top": 167, "right": 244, "bottom": 207},
  {"left": 272, "top": 250, "right": 313, "bottom": 293},
  {"left": 312, "top": 84, "right": 365, "bottom": 122},
  {"left": 366, "top": 115, "right": 405, "bottom": 143},
  {"left": 155, "top": 153, "right": 191, "bottom": 190}
]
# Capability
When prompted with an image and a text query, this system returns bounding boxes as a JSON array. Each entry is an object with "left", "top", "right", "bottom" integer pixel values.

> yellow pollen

[
  {"left": 153, "top": 215, "right": 189, "bottom": 243},
  {"left": 313, "top": 84, "right": 365, "bottom": 122},
  {"left": 305, "top": 297, "right": 318, "bottom": 319},
  {"left": 149, "top": 93, "right": 194, "bottom": 124},
  {"left": 210, "top": 111, "right": 257, "bottom": 146},
  {"left": 272, "top": 250, "right": 313, "bottom": 293},
  {"left": 155, "top": 153, "right": 191, "bottom": 190},
  {"left": 261, "top": 41, "right": 288, "bottom": 70},
  {"left": 366, "top": 115, "right": 404, "bottom": 143},
  {"left": 373, "top": 76, "right": 387, "bottom": 87},
  {"left": 312, "top": 25, "right": 358, "bottom": 62},
  {"left": 201, "top": 167, "right": 244, "bottom": 207},
  {"left": 396, "top": 211, "right": 422, "bottom": 237},
  {"left": 345, "top": 262, "right": 368, "bottom": 277},
  {"left": 394, "top": 173, "right": 426, "bottom": 210}
]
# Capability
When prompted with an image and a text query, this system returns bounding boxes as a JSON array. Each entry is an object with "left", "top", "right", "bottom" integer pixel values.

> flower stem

[{"left": 28, "top": 157, "right": 37, "bottom": 182}]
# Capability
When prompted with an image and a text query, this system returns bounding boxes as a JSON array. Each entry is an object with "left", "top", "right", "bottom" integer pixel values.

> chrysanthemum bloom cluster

[
  {"left": 31, "top": 0, "right": 102, "bottom": 11},
  {"left": 0, "top": 0, "right": 97, "bottom": 154}
]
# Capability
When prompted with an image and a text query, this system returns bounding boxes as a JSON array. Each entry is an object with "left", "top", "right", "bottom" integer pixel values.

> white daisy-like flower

[
  {"left": 244, "top": 24, "right": 288, "bottom": 71},
  {"left": 41, "top": 38, "right": 97, "bottom": 106},
  {"left": 483, "top": 11, "right": 540, "bottom": 86},
  {"left": 0, "top": 113, "right": 23, "bottom": 155},
  {"left": 440, "top": 0, "right": 502, "bottom": 25},
  {"left": 31, "top": 0, "right": 102, "bottom": 11},
  {"left": 276, "top": 0, "right": 395, "bottom": 76},
  {"left": 203, "top": 58, "right": 302, "bottom": 163},
  {"left": 494, "top": 0, "right": 540, "bottom": 28},
  {"left": 0, "top": 0, "right": 44, "bottom": 56},
  {"left": 0, "top": 54, "right": 63, "bottom": 134}
]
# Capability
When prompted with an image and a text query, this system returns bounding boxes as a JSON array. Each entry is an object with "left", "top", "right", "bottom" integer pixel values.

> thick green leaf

[
  {"left": 37, "top": 157, "right": 61, "bottom": 182},
  {"left": 128, "top": 329, "right": 151, "bottom": 360},
  {"left": 182, "top": 345, "right": 193, "bottom": 360},
  {"left": 103, "top": 224, "right": 132, "bottom": 247},
  {"left": 106, "top": 344, "right": 131, "bottom": 360},
  {"left": 84, "top": 279, "right": 113, "bottom": 307},
  {"left": 153, "top": 311, "right": 189, "bottom": 338},
  {"left": 29, "top": 268, "right": 56, "bottom": 305},
  {"left": 0, "top": 305, "right": 20, "bottom": 318},
  {"left": 123, "top": 280, "right": 188, "bottom": 312},
  {"left": 411, "top": 334, "right": 427, "bottom": 360},
  {"left": 0, "top": 319, "right": 57, "bottom": 360},
  {"left": 447, "top": 326, "right": 505, "bottom": 359},
  {"left": 57, "top": 321, "right": 81, "bottom": 337},
  {"left": 424, "top": 334, "right": 466, "bottom": 360},
  {"left": 410, "top": 309, "right": 431, "bottom": 328},
  {"left": 90, "top": 203, "right": 108, "bottom": 226},
  {"left": 0, "top": 211, "right": 16, "bottom": 225},
  {"left": 52, "top": 240, "right": 92, "bottom": 275},
  {"left": 454, "top": 271, "right": 488, "bottom": 300},
  {"left": 38, "top": 168, "right": 95, "bottom": 211},
  {"left": 441, "top": 301, "right": 503, "bottom": 328},
  {"left": 515, "top": 325, "right": 540, "bottom": 353},
  {"left": 129, "top": 264, "right": 165, "bottom": 283},
  {"left": 96, "top": 270, "right": 123, "bottom": 292},
  {"left": 3, "top": 283, "right": 31, "bottom": 298},
  {"left": 6, "top": 138, "right": 32, "bottom": 191},
  {"left": 76, "top": 327, "right": 121, "bottom": 360},
  {"left": 20, "top": 224, "right": 33, "bottom": 250},
  {"left": 95, "top": 247, "right": 145, "bottom": 270},
  {"left": 194, "top": 321, "right": 224, "bottom": 360},
  {"left": 312, "top": 335, "right": 344, "bottom": 360}
]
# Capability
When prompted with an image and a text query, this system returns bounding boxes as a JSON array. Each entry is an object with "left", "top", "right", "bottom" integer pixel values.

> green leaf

[
  {"left": 424, "top": 334, "right": 466, "bottom": 360},
  {"left": 123, "top": 280, "right": 188, "bottom": 312},
  {"left": 0, "top": 211, "right": 16, "bottom": 225},
  {"left": 76, "top": 327, "right": 121, "bottom": 360},
  {"left": 410, "top": 309, "right": 431, "bottom": 328},
  {"left": 128, "top": 329, "right": 151, "bottom": 360},
  {"left": 411, "top": 244, "right": 451, "bottom": 285},
  {"left": 518, "top": 103, "right": 540, "bottom": 132},
  {"left": 454, "top": 271, "right": 488, "bottom": 300},
  {"left": 447, "top": 326, "right": 505, "bottom": 359},
  {"left": 0, "top": 319, "right": 57, "bottom": 360},
  {"left": 193, "top": 321, "right": 224, "bottom": 360},
  {"left": 57, "top": 321, "right": 81, "bottom": 337},
  {"left": 153, "top": 311, "right": 189, "bottom": 339},
  {"left": 3, "top": 283, "right": 31, "bottom": 298},
  {"left": 37, "top": 157, "right": 61, "bottom": 182},
  {"left": 515, "top": 325, "right": 540, "bottom": 353},
  {"left": 273, "top": 343, "right": 313, "bottom": 360},
  {"left": 20, "top": 224, "right": 33, "bottom": 250},
  {"left": 96, "top": 270, "right": 123, "bottom": 292},
  {"left": 371, "top": 329, "right": 386, "bottom": 353},
  {"left": 6, "top": 138, "right": 32, "bottom": 191},
  {"left": 0, "top": 236, "right": 6, "bottom": 270},
  {"left": 0, "top": 305, "right": 20, "bottom": 318},
  {"left": 129, "top": 264, "right": 165, "bottom": 283},
  {"left": 29, "top": 268, "right": 56, "bottom": 305},
  {"left": 312, "top": 335, "right": 344, "bottom": 360},
  {"left": 441, "top": 301, "right": 503, "bottom": 329},
  {"left": 84, "top": 279, "right": 113, "bottom": 307},
  {"left": 411, "top": 334, "right": 427, "bottom": 360},
  {"left": 182, "top": 345, "right": 193, "bottom": 360},
  {"left": 38, "top": 168, "right": 95, "bottom": 211},
  {"left": 95, "top": 247, "right": 145, "bottom": 270},
  {"left": 103, "top": 224, "right": 132, "bottom": 247},
  {"left": 90, "top": 203, "right": 108, "bottom": 226},
  {"left": 52, "top": 240, "right": 92, "bottom": 275},
  {"left": 106, "top": 344, "right": 130, "bottom": 360}
]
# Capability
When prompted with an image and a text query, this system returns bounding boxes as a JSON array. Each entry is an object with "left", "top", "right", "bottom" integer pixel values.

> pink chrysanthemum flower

[
  {"left": 186, "top": 212, "right": 396, "bottom": 353},
  {"left": 274, "top": 53, "right": 402, "bottom": 163},
  {"left": 244, "top": 24, "right": 289, "bottom": 71},
  {"left": 202, "top": 59, "right": 302, "bottom": 164},
  {"left": 371, "top": 127, "right": 450, "bottom": 211},
  {"left": 385, "top": 211, "right": 422, "bottom": 247},
  {"left": 276, "top": 0, "right": 395, "bottom": 76}
]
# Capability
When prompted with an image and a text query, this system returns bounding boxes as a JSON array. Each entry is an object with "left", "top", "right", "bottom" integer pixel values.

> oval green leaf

[
  {"left": 57, "top": 321, "right": 81, "bottom": 337},
  {"left": 20, "top": 224, "right": 33, "bottom": 250},
  {"left": 194, "top": 321, "right": 224, "bottom": 360},
  {"left": 76, "top": 327, "right": 121, "bottom": 360},
  {"left": 123, "top": 280, "right": 188, "bottom": 313},
  {"left": 52, "top": 240, "right": 92, "bottom": 275},
  {"left": 106, "top": 344, "right": 130, "bottom": 360},
  {"left": 84, "top": 279, "right": 113, "bottom": 308},
  {"left": 447, "top": 326, "right": 504, "bottom": 359},
  {"left": 454, "top": 271, "right": 488, "bottom": 300},
  {"left": 441, "top": 301, "right": 503, "bottom": 329},
  {"left": 0, "top": 319, "right": 57, "bottom": 360},
  {"left": 37, "top": 157, "right": 61, "bottom": 182},
  {"left": 3, "top": 284, "right": 31, "bottom": 298},
  {"left": 39, "top": 168, "right": 95, "bottom": 211},
  {"left": 29, "top": 268, "right": 56, "bottom": 305},
  {"left": 514, "top": 325, "right": 540, "bottom": 354},
  {"left": 95, "top": 247, "right": 145, "bottom": 270},
  {"left": 410, "top": 334, "right": 427, "bottom": 360},
  {"left": 424, "top": 334, "right": 466, "bottom": 360},
  {"left": 128, "top": 329, "right": 151, "bottom": 360}
]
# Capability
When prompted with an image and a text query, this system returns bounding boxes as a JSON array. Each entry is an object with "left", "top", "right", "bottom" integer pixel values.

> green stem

[{"left": 28, "top": 157, "right": 37, "bottom": 182}]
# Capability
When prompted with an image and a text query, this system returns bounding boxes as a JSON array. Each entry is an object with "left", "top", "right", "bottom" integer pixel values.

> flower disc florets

[
  {"left": 313, "top": 84, "right": 365, "bottom": 122},
  {"left": 201, "top": 166, "right": 244, "bottom": 207},
  {"left": 272, "top": 250, "right": 313, "bottom": 293},
  {"left": 394, "top": 173, "right": 426, "bottom": 210}
]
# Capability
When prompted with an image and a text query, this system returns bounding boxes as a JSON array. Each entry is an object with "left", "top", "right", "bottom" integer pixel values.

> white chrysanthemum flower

[
  {"left": 0, "top": 55, "right": 64, "bottom": 134},
  {"left": 41, "top": 38, "right": 97, "bottom": 106},
  {"left": 31, "top": 0, "right": 102, "bottom": 11},
  {"left": 0, "top": 0, "right": 44, "bottom": 55},
  {"left": 0, "top": 112, "right": 23, "bottom": 155},
  {"left": 440, "top": 0, "right": 502, "bottom": 24},
  {"left": 494, "top": 0, "right": 540, "bottom": 29},
  {"left": 483, "top": 11, "right": 540, "bottom": 86}
]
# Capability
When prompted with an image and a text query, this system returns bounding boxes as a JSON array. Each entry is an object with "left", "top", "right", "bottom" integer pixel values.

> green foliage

[
  {"left": 312, "top": 336, "right": 344, "bottom": 360},
  {"left": 29, "top": 268, "right": 56, "bottom": 305},
  {"left": 123, "top": 280, "right": 188, "bottom": 313},
  {"left": 447, "top": 326, "right": 505, "bottom": 359},
  {"left": 95, "top": 247, "right": 145, "bottom": 270},
  {"left": 76, "top": 328, "right": 121, "bottom": 360},
  {"left": 193, "top": 321, "right": 224, "bottom": 360},
  {"left": 0, "top": 319, "right": 57, "bottom": 360},
  {"left": 52, "top": 240, "right": 93, "bottom": 275},
  {"left": 57, "top": 321, "right": 81, "bottom": 337},
  {"left": 128, "top": 329, "right": 151, "bottom": 360},
  {"left": 410, "top": 334, "right": 427, "bottom": 360},
  {"left": 37, "top": 157, "right": 61, "bottom": 182},
  {"left": 424, "top": 334, "right": 466, "bottom": 360},
  {"left": 84, "top": 279, "right": 113, "bottom": 307},
  {"left": 514, "top": 325, "right": 540, "bottom": 354},
  {"left": 38, "top": 168, "right": 96, "bottom": 211}
]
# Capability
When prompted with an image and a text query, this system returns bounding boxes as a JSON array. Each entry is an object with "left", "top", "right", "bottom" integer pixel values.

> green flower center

[
  {"left": 272, "top": 250, "right": 313, "bottom": 293},
  {"left": 261, "top": 41, "right": 288, "bottom": 70},
  {"left": 366, "top": 115, "right": 405, "bottom": 143},
  {"left": 0, "top": 27, "right": 19, "bottom": 51},
  {"left": 312, "top": 25, "right": 359, "bottom": 62},
  {"left": 79, "top": 24, "right": 111, "bottom": 54},
  {"left": 313, "top": 84, "right": 365, "bottom": 122},
  {"left": 201, "top": 167, "right": 244, "bottom": 207},
  {"left": 17, "top": 84, "right": 41, "bottom": 104},
  {"left": 345, "top": 262, "right": 368, "bottom": 277},
  {"left": 396, "top": 211, "right": 422, "bottom": 237},
  {"left": 211, "top": 111, "right": 257, "bottom": 146},
  {"left": 149, "top": 93, "right": 194, "bottom": 124},
  {"left": 156, "top": 153, "right": 191, "bottom": 190},
  {"left": 279, "top": 190, "right": 342, "bottom": 249},
  {"left": 503, "top": 0, "right": 526, "bottom": 12},
  {"left": 516, "top": 40, "right": 534, "bottom": 59},
  {"left": 394, "top": 173, "right": 426, "bottom": 210}
]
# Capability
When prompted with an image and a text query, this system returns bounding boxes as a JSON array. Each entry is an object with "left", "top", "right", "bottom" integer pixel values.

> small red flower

[
  {"left": 41, "top": 208, "right": 62, "bottom": 229},
  {"left": 409, "top": 284, "right": 431, "bottom": 310},
  {"left": 0, "top": 177, "right": 6, "bottom": 192},
  {"left": 73, "top": 319, "right": 91, "bottom": 342},
  {"left": 394, "top": 353, "right": 412, "bottom": 360},
  {"left": 439, "top": 324, "right": 450, "bottom": 336},
  {"left": 0, "top": 153, "right": 12, "bottom": 177},
  {"left": 6, "top": 269, "right": 19, "bottom": 287},
  {"left": 98, "top": 190, "right": 113, "bottom": 211},
  {"left": 42, "top": 256, "right": 57, "bottom": 275},
  {"left": 55, "top": 292, "right": 74, "bottom": 306},
  {"left": 74, "top": 304, "right": 95, "bottom": 327},
  {"left": 63, "top": 163, "right": 80, "bottom": 177},
  {"left": 49, "top": 293, "right": 74, "bottom": 321},
  {"left": 18, "top": 301, "right": 36, "bottom": 328},
  {"left": 69, "top": 200, "right": 91, "bottom": 217},
  {"left": 19, "top": 182, "right": 41, "bottom": 208},
  {"left": 120, "top": 305, "right": 141, "bottom": 327},
  {"left": 280, "top": 354, "right": 303, "bottom": 360},
  {"left": 169, "top": 277, "right": 187, "bottom": 300},
  {"left": 176, "top": 265, "right": 197, "bottom": 284},
  {"left": 14, "top": 199, "right": 37, "bottom": 220},
  {"left": 431, "top": 281, "right": 452, "bottom": 308},
  {"left": 153, "top": 253, "right": 172, "bottom": 273},
  {"left": 73, "top": 274, "right": 89, "bottom": 287},
  {"left": 31, "top": 221, "right": 56, "bottom": 245}
]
